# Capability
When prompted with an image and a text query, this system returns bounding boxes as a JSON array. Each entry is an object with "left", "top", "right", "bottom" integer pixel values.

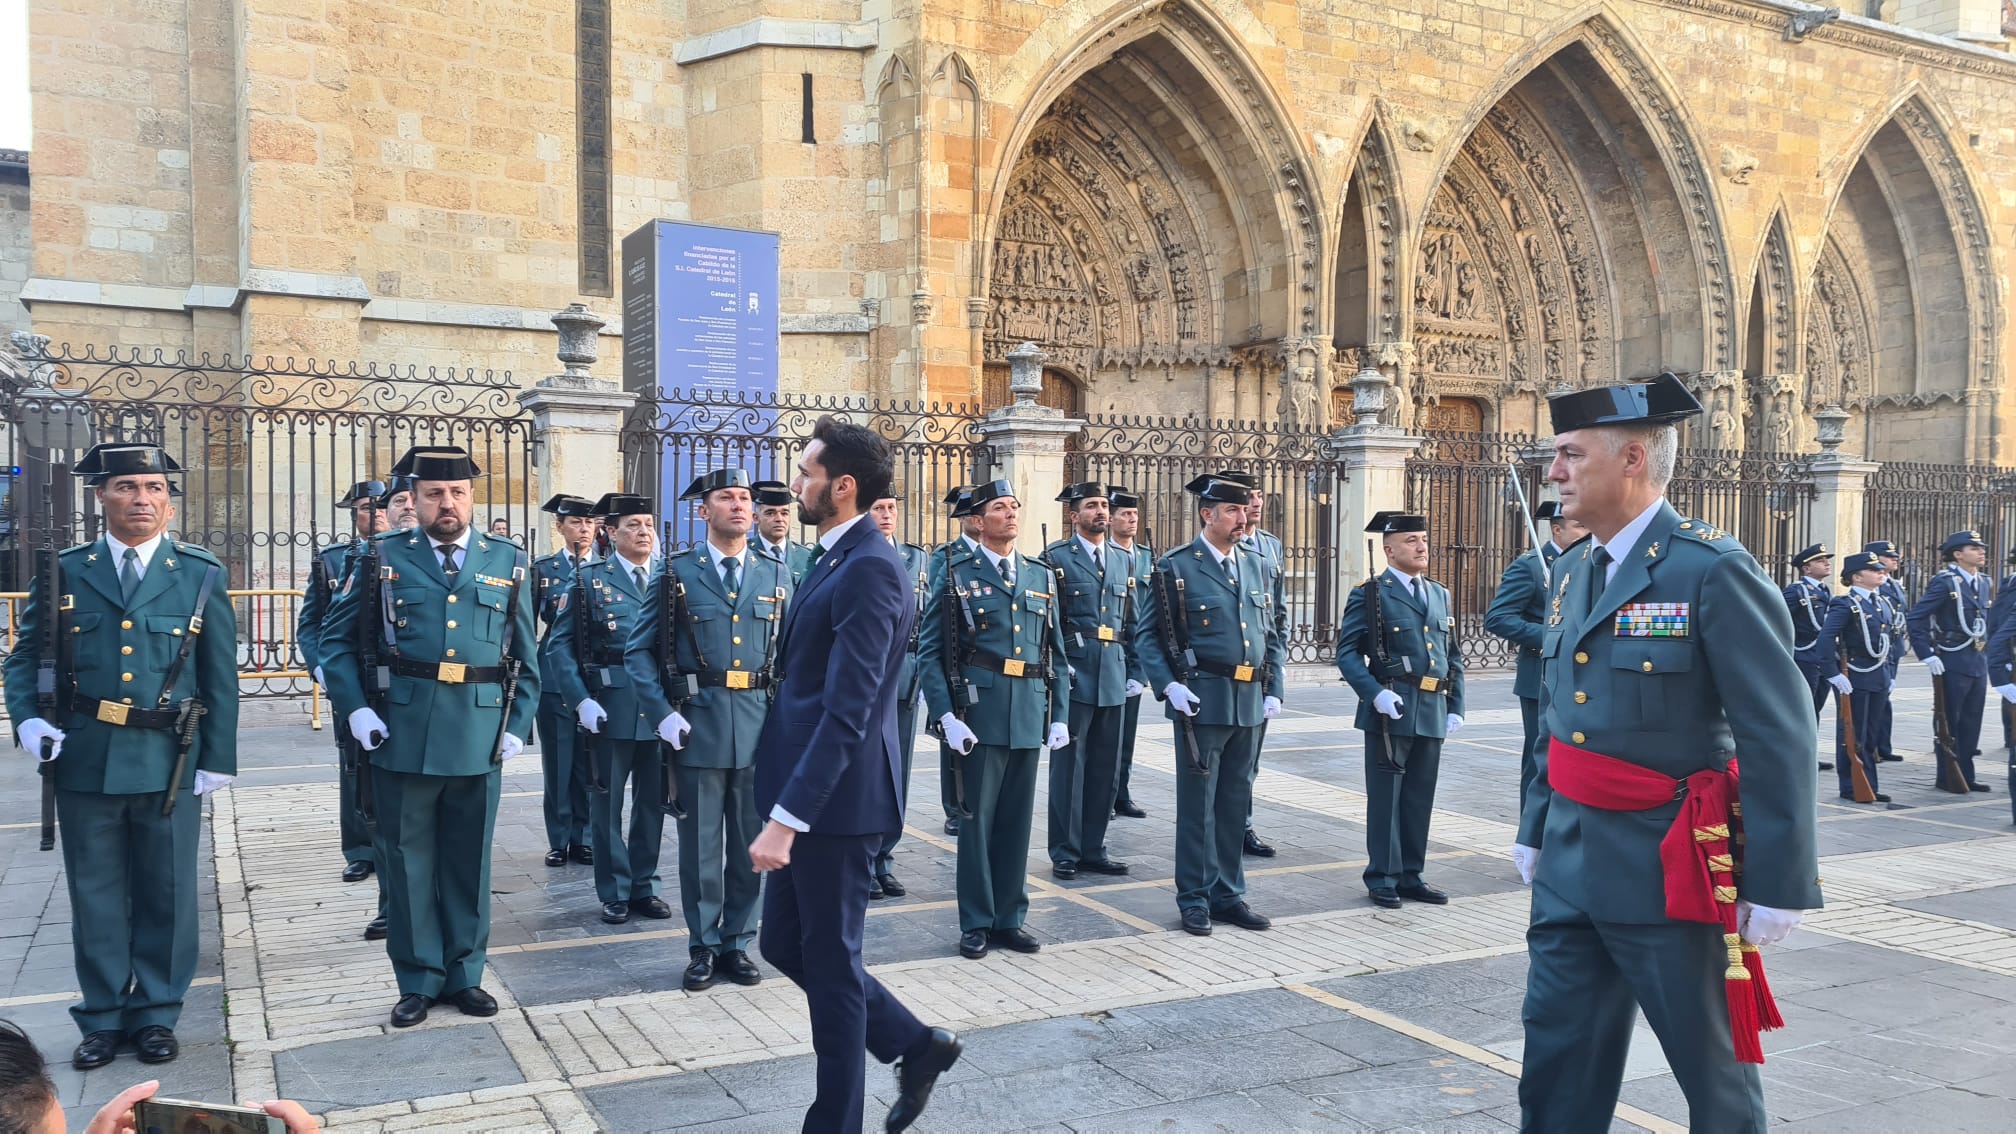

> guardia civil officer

[
  {"left": 868, "top": 491, "right": 928, "bottom": 898},
  {"left": 322, "top": 445, "right": 539, "bottom": 1028},
  {"left": 918, "top": 479, "right": 1070, "bottom": 959},
  {"left": 626, "top": 470, "right": 787, "bottom": 990},
  {"left": 8, "top": 443, "right": 239, "bottom": 1070},
  {"left": 1514, "top": 373, "right": 1818, "bottom": 1130},
  {"left": 550, "top": 494, "right": 677, "bottom": 928},
  {"left": 1042, "top": 483, "right": 1137, "bottom": 880},
  {"left": 1107, "top": 487, "right": 1152, "bottom": 819},
  {"left": 752, "top": 479, "right": 816, "bottom": 582},
  {"left": 1131, "top": 474, "right": 1284, "bottom": 936},
  {"left": 1907, "top": 529, "right": 1994, "bottom": 791},
  {"left": 380, "top": 474, "right": 418, "bottom": 531},
  {"left": 1865, "top": 540, "right": 1908, "bottom": 763},
  {"left": 1337, "top": 511, "right": 1464, "bottom": 909},
  {"left": 1483, "top": 500, "right": 1585, "bottom": 809},
  {"left": 927, "top": 485, "right": 984, "bottom": 837},
  {"left": 300, "top": 481, "right": 389, "bottom": 890},
  {"left": 1220, "top": 470, "right": 1285, "bottom": 858},
  {"left": 533, "top": 493, "right": 601, "bottom": 867},
  {"left": 1817, "top": 551, "right": 1895, "bottom": 803}
]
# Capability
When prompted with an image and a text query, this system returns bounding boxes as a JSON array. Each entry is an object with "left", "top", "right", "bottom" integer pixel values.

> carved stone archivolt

[{"left": 1804, "top": 239, "right": 1872, "bottom": 410}]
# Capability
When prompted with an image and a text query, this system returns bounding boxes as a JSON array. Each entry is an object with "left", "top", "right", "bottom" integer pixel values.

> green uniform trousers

[
  {"left": 875, "top": 693, "right": 921, "bottom": 874},
  {"left": 1244, "top": 719, "right": 1270, "bottom": 830},
  {"left": 371, "top": 765, "right": 500, "bottom": 999},
  {"left": 590, "top": 738, "right": 666, "bottom": 906},
  {"left": 956, "top": 745, "right": 1038, "bottom": 932},
  {"left": 673, "top": 763, "right": 762, "bottom": 953},
  {"left": 1516, "top": 696, "right": 1543, "bottom": 813},
  {"left": 1362, "top": 735, "right": 1442, "bottom": 892},
  {"left": 1047, "top": 699, "right": 1121, "bottom": 868},
  {"left": 537, "top": 690, "right": 592, "bottom": 853},
  {"left": 58, "top": 788, "right": 201, "bottom": 1035},
  {"left": 1114, "top": 693, "right": 1142, "bottom": 806},
  {"left": 1172, "top": 724, "right": 1259, "bottom": 913},
  {"left": 1520, "top": 882, "right": 1766, "bottom": 1133}
]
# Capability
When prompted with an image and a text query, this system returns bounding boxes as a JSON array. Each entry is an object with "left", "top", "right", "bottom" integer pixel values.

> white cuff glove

[
  {"left": 1446, "top": 713, "right": 1464, "bottom": 733},
  {"left": 313, "top": 665, "right": 325, "bottom": 687},
  {"left": 193, "top": 771, "right": 234, "bottom": 796},
  {"left": 1164, "top": 683, "right": 1200, "bottom": 716},
  {"left": 657, "top": 711, "right": 691, "bottom": 750},
  {"left": 16, "top": 718, "right": 64, "bottom": 762},
  {"left": 1125, "top": 679, "right": 1146, "bottom": 699},
  {"left": 576, "top": 698, "right": 608, "bottom": 734},
  {"left": 1827, "top": 673, "right": 1853, "bottom": 696},
  {"left": 1045, "top": 722, "right": 1070, "bottom": 750},
  {"left": 497, "top": 733, "right": 525, "bottom": 763},
  {"left": 1925, "top": 655, "right": 1945, "bottom": 676},
  {"left": 1511, "top": 843, "right": 1539, "bottom": 885},
  {"left": 348, "top": 707, "right": 389, "bottom": 750},
  {"left": 1997, "top": 683, "right": 2016, "bottom": 704},
  {"left": 1737, "top": 900, "right": 1804, "bottom": 947},
  {"left": 1263, "top": 695, "right": 1281, "bottom": 719},
  {"left": 940, "top": 714, "right": 978, "bottom": 755},
  {"left": 1372, "top": 690, "right": 1404, "bottom": 719}
]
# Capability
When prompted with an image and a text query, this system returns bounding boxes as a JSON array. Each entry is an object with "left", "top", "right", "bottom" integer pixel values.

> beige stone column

[
  {"left": 518, "top": 306, "right": 635, "bottom": 558},
  {"left": 1332, "top": 362, "right": 1424, "bottom": 586},
  {"left": 973, "top": 343, "right": 1085, "bottom": 556},
  {"left": 1805, "top": 406, "right": 1878, "bottom": 566}
]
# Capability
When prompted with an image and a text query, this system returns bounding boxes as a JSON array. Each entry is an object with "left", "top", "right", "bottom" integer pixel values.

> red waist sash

[{"left": 1546, "top": 737, "right": 1782, "bottom": 1063}]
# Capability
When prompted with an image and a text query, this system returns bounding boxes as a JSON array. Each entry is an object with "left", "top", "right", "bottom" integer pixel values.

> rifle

[
  {"left": 354, "top": 535, "right": 390, "bottom": 825},
  {"left": 1928, "top": 673, "right": 1971, "bottom": 794},
  {"left": 655, "top": 568, "right": 695, "bottom": 820},
  {"left": 1362, "top": 538, "right": 1409, "bottom": 775},
  {"left": 160, "top": 563, "right": 222, "bottom": 816},
  {"left": 33, "top": 546, "right": 64, "bottom": 851},
  {"left": 1836, "top": 659, "right": 1877, "bottom": 804},
  {"left": 929, "top": 542, "right": 978, "bottom": 818},
  {"left": 1146, "top": 525, "right": 1205, "bottom": 774},
  {"left": 489, "top": 556, "right": 528, "bottom": 766},
  {"left": 1037, "top": 524, "right": 1064, "bottom": 732},
  {"left": 571, "top": 555, "right": 607, "bottom": 793}
]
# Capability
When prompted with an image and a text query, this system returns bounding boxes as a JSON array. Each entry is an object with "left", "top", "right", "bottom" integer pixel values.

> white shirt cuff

[{"left": 770, "top": 805, "right": 810, "bottom": 833}]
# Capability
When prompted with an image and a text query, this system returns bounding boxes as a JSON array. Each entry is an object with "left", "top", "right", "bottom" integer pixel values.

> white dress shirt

[
  {"left": 1590, "top": 498, "right": 1665, "bottom": 586},
  {"left": 102, "top": 531, "right": 167, "bottom": 583}
]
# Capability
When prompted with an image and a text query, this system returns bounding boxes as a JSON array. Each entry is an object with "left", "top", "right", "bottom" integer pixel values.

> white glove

[
  {"left": 1998, "top": 683, "right": 2016, "bottom": 704},
  {"left": 1263, "top": 695, "right": 1281, "bottom": 719},
  {"left": 1164, "top": 682, "right": 1200, "bottom": 716},
  {"left": 16, "top": 718, "right": 64, "bottom": 762},
  {"left": 497, "top": 733, "right": 525, "bottom": 762},
  {"left": 1045, "top": 722, "right": 1070, "bottom": 750},
  {"left": 1446, "top": 713, "right": 1464, "bottom": 733},
  {"left": 1125, "top": 679, "right": 1146, "bottom": 698},
  {"left": 1925, "top": 655, "right": 1945, "bottom": 677},
  {"left": 313, "top": 666, "right": 325, "bottom": 687},
  {"left": 1511, "top": 843, "right": 1539, "bottom": 885},
  {"left": 1737, "top": 900, "right": 1804, "bottom": 947},
  {"left": 576, "top": 698, "right": 608, "bottom": 734},
  {"left": 193, "top": 771, "right": 234, "bottom": 796},
  {"left": 348, "top": 707, "right": 390, "bottom": 750},
  {"left": 1827, "top": 673, "right": 1853, "bottom": 696},
  {"left": 1372, "top": 690, "right": 1404, "bottom": 719},
  {"left": 657, "top": 711, "right": 692, "bottom": 750},
  {"left": 940, "top": 714, "right": 978, "bottom": 755}
]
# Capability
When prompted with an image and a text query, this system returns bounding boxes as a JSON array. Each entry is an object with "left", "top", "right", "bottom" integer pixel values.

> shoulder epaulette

[
  {"left": 372, "top": 528, "right": 406, "bottom": 543},
  {"left": 1673, "top": 519, "right": 1740, "bottom": 550},
  {"left": 57, "top": 542, "right": 92, "bottom": 559},
  {"left": 750, "top": 545, "right": 782, "bottom": 563},
  {"left": 903, "top": 542, "right": 926, "bottom": 556},
  {"left": 173, "top": 542, "right": 223, "bottom": 565}
]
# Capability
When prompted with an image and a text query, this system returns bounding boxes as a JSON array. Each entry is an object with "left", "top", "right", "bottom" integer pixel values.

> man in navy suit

[{"left": 747, "top": 417, "right": 962, "bottom": 1133}]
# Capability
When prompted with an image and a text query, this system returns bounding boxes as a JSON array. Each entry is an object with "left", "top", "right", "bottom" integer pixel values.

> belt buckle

[
  {"left": 438, "top": 662, "right": 467, "bottom": 684},
  {"left": 726, "top": 670, "right": 753, "bottom": 690},
  {"left": 1002, "top": 658, "right": 1027, "bottom": 677},
  {"left": 1096, "top": 626, "right": 1117, "bottom": 642},
  {"left": 96, "top": 701, "right": 130, "bottom": 726},
  {"left": 1233, "top": 664, "right": 1255, "bottom": 682},
  {"left": 1419, "top": 676, "right": 1441, "bottom": 693}
]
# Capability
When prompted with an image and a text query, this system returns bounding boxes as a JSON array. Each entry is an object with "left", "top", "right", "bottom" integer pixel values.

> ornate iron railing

[
  {"left": 1404, "top": 432, "right": 1549, "bottom": 669},
  {"left": 1664, "top": 448, "right": 1815, "bottom": 586},
  {"left": 1863, "top": 461, "right": 2016, "bottom": 602}
]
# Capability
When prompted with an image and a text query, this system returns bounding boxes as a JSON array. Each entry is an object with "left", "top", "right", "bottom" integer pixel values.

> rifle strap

[{"left": 155, "top": 562, "right": 222, "bottom": 708}]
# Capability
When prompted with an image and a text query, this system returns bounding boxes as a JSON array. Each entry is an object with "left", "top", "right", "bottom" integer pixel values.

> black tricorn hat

[
  {"left": 378, "top": 475, "right": 416, "bottom": 505},
  {"left": 540, "top": 493, "right": 598, "bottom": 518},
  {"left": 337, "top": 480, "right": 389, "bottom": 510},
  {"left": 1533, "top": 500, "right": 1563, "bottom": 522},
  {"left": 1183, "top": 474, "right": 1251, "bottom": 507},
  {"left": 391, "top": 445, "right": 483, "bottom": 480},
  {"left": 74, "top": 443, "right": 182, "bottom": 481},
  {"left": 594, "top": 492, "right": 653, "bottom": 518},
  {"left": 941, "top": 484, "right": 975, "bottom": 514},
  {"left": 680, "top": 468, "right": 753, "bottom": 501},
  {"left": 1210, "top": 469, "right": 1260, "bottom": 490},
  {"left": 956, "top": 479, "right": 1016, "bottom": 518},
  {"left": 1110, "top": 486, "right": 1140, "bottom": 510},
  {"left": 1546, "top": 372, "right": 1702, "bottom": 435},
  {"left": 1366, "top": 510, "right": 1428, "bottom": 535},
  {"left": 750, "top": 480, "right": 794, "bottom": 507},
  {"left": 1055, "top": 482, "right": 1114, "bottom": 505}
]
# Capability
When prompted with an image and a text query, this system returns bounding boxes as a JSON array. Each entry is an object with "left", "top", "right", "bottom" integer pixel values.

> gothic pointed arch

[
  {"left": 1749, "top": 209, "right": 1798, "bottom": 381},
  {"left": 1333, "top": 116, "right": 1404, "bottom": 381}
]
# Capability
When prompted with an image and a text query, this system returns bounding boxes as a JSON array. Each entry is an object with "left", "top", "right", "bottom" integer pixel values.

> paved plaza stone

[{"left": 4, "top": 665, "right": 2016, "bottom": 1131}]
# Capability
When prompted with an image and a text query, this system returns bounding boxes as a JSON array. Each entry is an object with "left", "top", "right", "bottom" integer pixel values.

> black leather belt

[
  {"left": 696, "top": 670, "right": 771, "bottom": 690},
  {"left": 389, "top": 656, "right": 505, "bottom": 684},
  {"left": 1193, "top": 659, "right": 1261, "bottom": 683},
  {"left": 969, "top": 648, "right": 1052, "bottom": 680},
  {"left": 74, "top": 696, "right": 179, "bottom": 729}
]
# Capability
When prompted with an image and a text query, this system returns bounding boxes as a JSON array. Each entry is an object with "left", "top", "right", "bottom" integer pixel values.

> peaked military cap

[
  {"left": 1055, "top": 481, "right": 1114, "bottom": 505},
  {"left": 1862, "top": 540, "right": 1900, "bottom": 558},
  {"left": 1366, "top": 510, "right": 1428, "bottom": 535},
  {"left": 1941, "top": 529, "right": 1986, "bottom": 555},
  {"left": 1546, "top": 371, "right": 1702, "bottom": 435},
  {"left": 391, "top": 445, "right": 482, "bottom": 480},
  {"left": 594, "top": 492, "right": 653, "bottom": 518},
  {"left": 1183, "top": 474, "right": 1251, "bottom": 506},
  {"left": 1840, "top": 552, "right": 1884, "bottom": 583},
  {"left": 337, "top": 480, "right": 389, "bottom": 510},
  {"left": 1109, "top": 486, "right": 1141, "bottom": 511},
  {"left": 750, "top": 480, "right": 794, "bottom": 507},
  {"left": 378, "top": 475, "right": 416, "bottom": 506},
  {"left": 956, "top": 479, "right": 1016, "bottom": 518},
  {"left": 1791, "top": 543, "right": 1831, "bottom": 567},
  {"left": 680, "top": 468, "right": 752, "bottom": 501},
  {"left": 1534, "top": 500, "right": 1564, "bottom": 522},
  {"left": 74, "top": 442, "right": 182, "bottom": 481},
  {"left": 540, "top": 493, "right": 597, "bottom": 517}
]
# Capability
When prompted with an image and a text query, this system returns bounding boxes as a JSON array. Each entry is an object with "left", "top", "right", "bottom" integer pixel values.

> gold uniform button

[
  {"left": 172, "top": 628, "right": 182, "bottom": 636},
  {"left": 447, "top": 595, "right": 458, "bottom": 604},
  {"left": 1014, "top": 624, "right": 1022, "bottom": 632},
  {"left": 1574, "top": 651, "right": 1589, "bottom": 664},
  {"left": 1574, "top": 691, "right": 1587, "bottom": 704},
  {"left": 1012, "top": 604, "right": 1019, "bottom": 612},
  {"left": 122, "top": 697, "right": 133, "bottom": 705},
  {"left": 446, "top": 620, "right": 457, "bottom": 629},
  {"left": 733, "top": 636, "right": 743, "bottom": 645},
  {"left": 732, "top": 614, "right": 740, "bottom": 623},
  {"left": 732, "top": 659, "right": 741, "bottom": 666},
  {"left": 121, "top": 619, "right": 133, "bottom": 630},
  {"left": 445, "top": 649, "right": 456, "bottom": 657},
  {"left": 1642, "top": 660, "right": 1654, "bottom": 672},
  {"left": 121, "top": 646, "right": 133, "bottom": 655},
  {"left": 1572, "top": 731, "right": 1585, "bottom": 743},
  {"left": 121, "top": 672, "right": 133, "bottom": 682},
  {"left": 1013, "top": 646, "right": 1023, "bottom": 655}
]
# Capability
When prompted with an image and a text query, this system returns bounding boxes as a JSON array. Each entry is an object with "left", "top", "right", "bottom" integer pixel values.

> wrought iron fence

[
  {"left": 1863, "top": 461, "right": 2016, "bottom": 602},
  {"left": 1404, "top": 432, "right": 1549, "bottom": 669},
  {"left": 1066, "top": 414, "right": 1344, "bottom": 663},
  {"left": 1664, "top": 449, "right": 1815, "bottom": 587}
]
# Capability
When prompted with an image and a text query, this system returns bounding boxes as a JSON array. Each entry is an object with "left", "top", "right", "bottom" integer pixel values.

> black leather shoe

[
  {"left": 1970, "top": 782, "right": 1994, "bottom": 793},
  {"left": 958, "top": 930, "right": 990, "bottom": 959},
  {"left": 1839, "top": 792, "right": 1894, "bottom": 803},
  {"left": 544, "top": 849, "right": 567, "bottom": 867},
  {"left": 391, "top": 994, "right": 432, "bottom": 1028},
  {"left": 341, "top": 860, "right": 375, "bottom": 883},
  {"left": 869, "top": 875, "right": 885, "bottom": 899},
  {"left": 600, "top": 901, "right": 630, "bottom": 925},
  {"left": 1369, "top": 888, "right": 1402, "bottom": 910},
  {"left": 1819, "top": 761, "right": 1834, "bottom": 771},
  {"left": 72, "top": 1030, "right": 121, "bottom": 1070},
  {"left": 1209, "top": 902, "right": 1271, "bottom": 931},
  {"left": 1879, "top": 753, "right": 1904, "bottom": 763},
  {"left": 719, "top": 950, "right": 762, "bottom": 986},
  {"left": 1180, "top": 907, "right": 1212, "bottom": 935},
  {"left": 877, "top": 872, "right": 906, "bottom": 897},
  {"left": 887, "top": 1027, "right": 963, "bottom": 1133},
  {"left": 363, "top": 916, "right": 388, "bottom": 941},
  {"left": 1078, "top": 858, "right": 1129, "bottom": 876},
  {"left": 569, "top": 844, "right": 594, "bottom": 865},
  {"left": 1051, "top": 862, "right": 1078, "bottom": 880},
  {"left": 989, "top": 927, "right": 1041, "bottom": 954},
  {"left": 630, "top": 895, "right": 674, "bottom": 919},
  {"left": 1242, "top": 830, "right": 1277, "bottom": 858},
  {"left": 1396, "top": 883, "right": 1449, "bottom": 905},
  {"left": 683, "top": 949, "right": 718, "bottom": 991},
  {"left": 445, "top": 986, "right": 497, "bottom": 1017},
  {"left": 131, "top": 1025, "right": 177, "bottom": 1065},
  {"left": 1873, "top": 793, "right": 1892, "bottom": 803},
  {"left": 943, "top": 817, "right": 960, "bottom": 836},
  {"left": 1113, "top": 799, "right": 1146, "bottom": 818}
]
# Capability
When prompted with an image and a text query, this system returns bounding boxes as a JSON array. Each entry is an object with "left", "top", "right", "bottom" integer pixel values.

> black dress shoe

[
  {"left": 1369, "top": 888, "right": 1402, "bottom": 909},
  {"left": 1113, "top": 799, "right": 1146, "bottom": 818},
  {"left": 1209, "top": 902, "right": 1272, "bottom": 931},
  {"left": 1396, "top": 883, "right": 1449, "bottom": 905},
  {"left": 569, "top": 844, "right": 594, "bottom": 865},
  {"left": 1970, "top": 782, "right": 1994, "bottom": 793},
  {"left": 72, "top": 1030, "right": 121, "bottom": 1070},
  {"left": 1078, "top": 858, "right": 1129, "bottom": 876},
  {"left": 1879, "top": 753, "right": 1904, "bottom": 763},
  {"left": 630, "top": 895, "right": 674, "bottom": 919},
  {"left": 683, "top": 949, "right": 718, "bottom": 991},
  {"left": 958, "top": 930, "right": 990, "bottom": 959},
  {"left": 1242, "top": 830, "right": 1277, "bottom": 858},
  {"left": 989, "top": 927, "right": 1041, "bottom": 953},
  {"left": 341, "top": 860, "right": 375, "bottom": 883},
  {"left": 1051, "top": 862, "right": 1078, "bottom": 880},
  {"left": 869, "top": 875, "right": 885, "bottom": 899},
  {"left": 364, "top": 916, "right": 388, "bottom": 941},
  {"left": 131, "top": 1025, "right": 177, "bottom": 1065},
  {"left": 877, "top": 872, "right": 907, "bottom": 898},
  {"left": 1838, "top": 792, "right": 1894, "bottom": 804},
  {"left": 1819, "top": 761, "right": 1834, "bottom": 771},
  {"left": 1180, "top": 907, "right": 1212, "bottom": 936},
  {"left": 445, "top": 986, "right": 498, "bottom": 1017},
  {"left": 943, "top": 817, "right": 961, "bottom": 836},
  {"left": 887, "top": 1027, "right": 963, "bottom": 1133},
  {"left": 1873, "top": 793, "right": 1892, "bottom": 803},
  {"left": 600, "top": 901, "right": 630, "bottom": 925},
  {"left": 719, "top": 950, "right": 762, "bottom": 986},
  {"left": 544, "top": 849, "right": 567, "bottom": 867},
  {"left": 391, "top": 994, "right": 432, "bottom": 1028}
]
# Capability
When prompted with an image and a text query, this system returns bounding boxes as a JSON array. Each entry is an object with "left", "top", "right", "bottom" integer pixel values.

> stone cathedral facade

[{"left": 19, "top": 0, "right": 2016, "bottom": 460}]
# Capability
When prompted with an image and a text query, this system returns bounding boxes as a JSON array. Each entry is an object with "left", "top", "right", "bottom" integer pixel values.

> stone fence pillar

[
  {"left": 1804, "top": 405, "right": 1878, "bottom": 566},
  {"left": 1332, "top": 363, "right": 1423, "bottom": 586},
  {"left": 973, "top": 342, "right": 1085, "bottom": 557},
  {"left": 518, "top": 304, "right": 635, "bottom": 557}
]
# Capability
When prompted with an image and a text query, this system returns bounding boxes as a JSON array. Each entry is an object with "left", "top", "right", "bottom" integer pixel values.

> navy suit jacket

[{"left": 753, "top": 515, "right": 912, "bottom": 837}]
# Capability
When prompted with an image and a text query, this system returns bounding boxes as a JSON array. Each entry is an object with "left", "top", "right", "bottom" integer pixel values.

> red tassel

[
  {"left": 1744, "top": 946, "right": 1784, "bottom": 1031},
  {"left": 1726, "top": 978, "right": 1764, "bottom": 1064}
]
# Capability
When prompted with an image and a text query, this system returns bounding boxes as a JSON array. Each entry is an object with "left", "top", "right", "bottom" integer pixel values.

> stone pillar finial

[
  {"left": 1006, "top": 341, "right": 1047, "bottom": 405},
  {"left": 552, "top": 303, "right": 606, "bottom": 378},
  {"left": 1813, "top": 403, "right": 1850, "bottom": 454},
  {"left": 1347, "top": 365, "right": 1391, "bottom": 432}
]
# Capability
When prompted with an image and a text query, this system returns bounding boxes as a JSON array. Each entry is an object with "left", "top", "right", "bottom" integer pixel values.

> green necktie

[
  {"left": 1588, "top": 545, "right": 1612, "bottom": 607},
  {"left": 722, "top": 555, "right": 739, "bottom": 594},
  {"left": 634, "top": 565, "right": 647, "bottom": 592},
  {"left": 809, "top": 542, "right": 825, "bottom": 564},
  {"left": 119, "top": 547, "right": 140, "bottom": 604}
]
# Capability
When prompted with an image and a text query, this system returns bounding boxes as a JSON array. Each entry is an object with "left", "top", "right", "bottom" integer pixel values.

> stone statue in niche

[
  {"left": 1707, "top": 384, "right": 1740, "bottom": 450},
  {"left": 1453, "top": 260, "right": 1478, "bottom": 320},
  {"left": 1759, "top": 387, "right": 1796, "bottom": 453}
]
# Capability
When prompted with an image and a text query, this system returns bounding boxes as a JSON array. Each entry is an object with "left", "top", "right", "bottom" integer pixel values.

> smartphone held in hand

[{"left": 134, "top": 1097, "right": 287, "bottom": 1134}]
